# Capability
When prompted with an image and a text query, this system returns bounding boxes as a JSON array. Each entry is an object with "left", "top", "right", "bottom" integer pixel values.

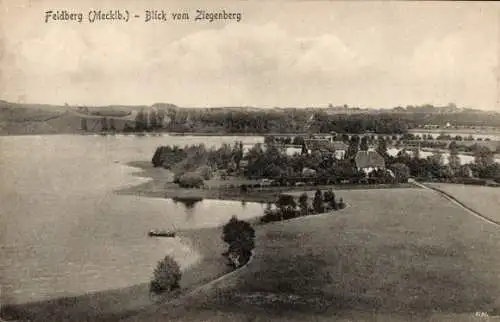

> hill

[
  {"left": 123, "top": 187, "right": 500, "bottom": 321},
  {"left": 1, "top": 100, "right": 500, "bottom": 135},
  {"left": 0, "top": 101, "right": 177, "bottom": 135}
]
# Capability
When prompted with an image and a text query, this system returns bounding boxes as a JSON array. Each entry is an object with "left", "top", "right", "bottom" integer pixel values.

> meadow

[
  {"left": 425, "top": 183, "right": 500, "bottom": 223},
  {"left": 125, "top": 187, "right": 500, "bottom": 321}
]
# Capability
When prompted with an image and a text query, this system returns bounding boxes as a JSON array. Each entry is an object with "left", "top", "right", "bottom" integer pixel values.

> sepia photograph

[{"left": 1, "top": 0, "right": 500, "bottom": 321}]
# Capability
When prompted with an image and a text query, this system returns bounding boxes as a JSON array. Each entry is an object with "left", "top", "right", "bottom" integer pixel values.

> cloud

[
  {"left": 2, "top": 15, "right": 498, "bottom": 109},
  {"left": 154, "top": 23, "right": 369, "bottom": 78}
]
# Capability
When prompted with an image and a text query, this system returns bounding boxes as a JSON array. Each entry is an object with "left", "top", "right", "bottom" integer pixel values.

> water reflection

[
  {"left": 171, "top": 197, "right": 203, "bottom": 209},
  {"left": 0, "top": 135, "right": 266, "bottom": 305}
]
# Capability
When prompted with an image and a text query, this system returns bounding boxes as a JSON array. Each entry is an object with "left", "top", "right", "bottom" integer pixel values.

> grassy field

[
  {"left": 124, "top": 187, "right": 500, "bottom": 321},
  {"left": 425, "top": 183, "right": 500, "bottom": 223}
]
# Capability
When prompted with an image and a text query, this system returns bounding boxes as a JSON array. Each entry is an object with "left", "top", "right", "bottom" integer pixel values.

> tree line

[
  {"left": 152, "top": 136, "right": 500, "bottom": 187},
  {"left": 120, "top": 106, "right": 500, "bottom": 134}
]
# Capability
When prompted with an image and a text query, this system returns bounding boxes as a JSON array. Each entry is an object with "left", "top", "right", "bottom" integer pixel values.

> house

[
  {"left": 302, "top": 140, "right": 348, "bottom": 159},
  {"left": 355, "top": 150, "right": 385, "bottom": 175},
  {"left": 302, "top": 167, "right": 317, "bottom": 177}
]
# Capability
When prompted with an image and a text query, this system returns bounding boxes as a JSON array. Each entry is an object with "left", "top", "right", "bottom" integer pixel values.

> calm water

[{"left": 0, "top": 134, "right": 265, "bottom": 305}]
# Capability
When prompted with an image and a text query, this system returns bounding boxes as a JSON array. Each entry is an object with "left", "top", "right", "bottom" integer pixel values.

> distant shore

[{"left": 3, "top": 127, "right": 500, "bottom": 137}]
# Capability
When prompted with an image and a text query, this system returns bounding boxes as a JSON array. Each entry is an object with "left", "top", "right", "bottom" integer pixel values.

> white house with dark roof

[{"left": 355, "top": 150, "right": 386, "bottom": 175}]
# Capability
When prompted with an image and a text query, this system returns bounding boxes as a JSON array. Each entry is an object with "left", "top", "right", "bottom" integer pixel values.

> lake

[
  {"left": 1, "top": 133, "right": 496, "bottom": 306},
  {"left": 0, "top": 134, "right": 265, "bottom": 305}
]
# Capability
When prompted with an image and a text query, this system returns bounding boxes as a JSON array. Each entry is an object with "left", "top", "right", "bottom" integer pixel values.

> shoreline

[
  {"left": 118, "top": 160, "right": 415, "bottom": 204},
  {"left": 0, "top": 224, "right": 239, "bottom": 322},
  {"left": 0, "top": 162, "right": 263, "bottom": 322},
  {"left": 0, "top": 160, "right": 411, "bottom": 321}
]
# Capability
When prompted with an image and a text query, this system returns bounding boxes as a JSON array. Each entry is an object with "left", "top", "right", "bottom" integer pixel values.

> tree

[
  {"left": 301, "top": 141, "right": 309, "bottom": 156},
  {"left": 149, "top": 110, "right": 159, "bottom": 130},
  {"left": 108, "top": 118, "right": 116, "bottom": 132},
  {"left": 439, "top": 165, "right": 454, "bottom": 179},
  {"left": 322, "top": 188, "right": 335, "bottom": 202},
  {"left": 313, "top": 189, "right": 324, "bottom": 213},
  {"left": 338, "top": 197, "right": 346, "bottom": 209},
  {"left": 323, "top": 188, "right": 337, "bottom": 210},
  {"left": 376, "top": 137, "right": 389, "bottom": 161},
  {"left": 430, "top": 150, "right": 444, "bottom": 166},
  {"left": 222, "top": 216, "right": 256, "bottom": 267},
  {"left": 345, "top": 135, "right": 360, "bottom": 161},
  {"left": 298, "top": 192, "right": 309, "bottom": 215},
  {"left": 360, "top": 136, "right": 369, "bottom": 151},
  {"left": 413, "top": 146, "right": 421, "bottom": 160},
  {"left": 232, "top": 141, "right": 244, "bottom": 170},
  {"left": 222, "top": 216, "right": 255, "bottom": 247},
  {"left": 276, "top": 194, "right": 296, "bottom": 210},
  {"left": 135, "top": 110, "right": 147, "bottom": 131},
  {"left": 81, "top": 119, "right": 88, "bottom": 131},
  {"left": 448, "top": 141, "right": 461, "bottom": 171},
  {"left": 293, "top": 136, "right": 305, "bottom": 146},
  {"left": 150, "top": 256, "right": 182, "bottom": 294},
  {"left": 458, "top": 164, "right": 473, "bottom": 178},
  {"left": 197, "top": 165, "right": 213, "bottom": 180},
  {"left": 101, "top": 118, "right": 108, "bottom": 132},
  {"left": 474, "top": 146, "right": 494, "bottom": 170},
  {"left": 390, "top": 163, "right": 410, "bottom": 183},
  {"left": 483, "top": 163, "right": 500, "bottom": 179},
  {"left": 152, "top": 146, "right": 165, "bottom": 167}
]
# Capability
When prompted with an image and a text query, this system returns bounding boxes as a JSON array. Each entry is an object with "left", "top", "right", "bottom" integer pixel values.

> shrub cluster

[
  {"left": 221, "top": 216, "right": 256, "bottom": 269},
  {"left": 150, "top": 255, "right": 182, "bottom": 295},
  {"left": 260, "top": 189, "right": 346, "bottom": 224},
  {"left": 152, "top": 145, "right": 187, "bottom": 169},
  {"left": 178, "top": 172, "right": 204, "bottom": 188}
]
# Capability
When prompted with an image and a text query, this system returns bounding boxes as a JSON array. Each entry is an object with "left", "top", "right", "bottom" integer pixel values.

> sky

[{"left": 1, "top": 0, "right": 499, "bottom": 110}]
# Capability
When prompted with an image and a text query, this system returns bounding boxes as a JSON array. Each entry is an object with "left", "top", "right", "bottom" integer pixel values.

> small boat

[{"left": 148, "top": 229, "right": 176, "bottom": 238}]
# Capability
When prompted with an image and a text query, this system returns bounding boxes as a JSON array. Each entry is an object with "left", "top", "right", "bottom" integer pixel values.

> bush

[
  {"left": 338, "top": 198, "right": 346, "bottom": 209},
  {"left": 260, "top": 208, "right": 281, "bottom": 223},
  {"left": 281, "top": 207, "right": 300, "bottom": 220},
  {"left": 198, "top": 165, "right": 213, "bottom": 180},
  {"left": 178, "top": 172, "right": 204, "bottom": 188},
  {"left": 152, "top": 147, "right": 165, "bottom": 167},
  {"left": 173, "top": 171, "right": 183, "bottom": 184},
  {"left": 323, "top": 189, "right": 335, "bottom": 203},
  {"left": 276, "top": 194, "right": 296, "bottom": 209},
  {"left": 150, "top": 256, "right": 182, "bottom": 294},
  {"left": 298, "top": 192, "right": 309, "bottom": 214}
]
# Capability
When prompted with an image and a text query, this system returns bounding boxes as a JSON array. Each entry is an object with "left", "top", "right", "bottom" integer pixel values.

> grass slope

[
  {"left": 0, "top": 101, "right": 158, "bottom": 135},
  {"left": 426, "top": 183, "right": 500, "bottom": 223},
  {"left": 126, "top": 188, "right": 500, "bottom": 321}
]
